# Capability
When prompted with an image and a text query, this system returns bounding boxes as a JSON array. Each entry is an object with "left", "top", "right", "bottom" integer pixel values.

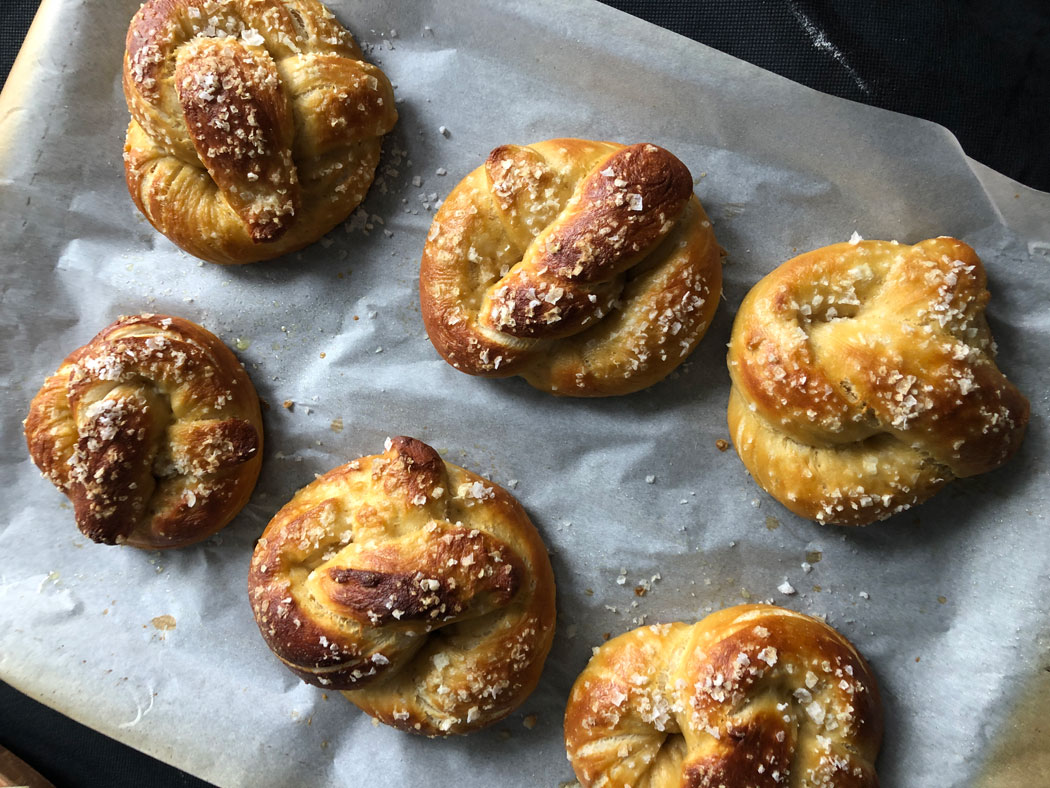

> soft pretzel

[
  {"left": 420, "top": 138, "right": 722, "bottom": 396},
  {"left": 727, "top": 237, "right": 1029, "bottom": 526},
  {"left": 565, "top": 605, "right": 883, "bottom": 788},
  {"left": 24, "top": 314, "right": 263, "bottom": 548},
  {"left": 123, "top": 0, "right": 397, "bottom": 264},
  {"left": 248, "top": 437, "right": 556, "bottom": 735}
]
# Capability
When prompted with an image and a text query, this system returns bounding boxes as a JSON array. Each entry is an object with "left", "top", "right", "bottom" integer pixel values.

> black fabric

[
  {"left": 0, "top": 1, "right": 1048, "bottom": 786},
  {"left": 600, "top": 0, "right": 1050, "bottom": 191},
  {"left": 1, "top": 680, "right": 215, "bottom": 787},
  {"left": 1, "top": 2, "right": 37, "bottom": 86}
]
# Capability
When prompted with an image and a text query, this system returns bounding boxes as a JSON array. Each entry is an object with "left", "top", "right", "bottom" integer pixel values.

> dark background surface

[
  {"left": 1, "top": 1, "right": 1048, "bottom": 787},
  {"left": 601, "top": 0, "right": 1050, "bottom": 193},
  {"left": 7, "top": 0, "right": 1046, "bottom": 191}
]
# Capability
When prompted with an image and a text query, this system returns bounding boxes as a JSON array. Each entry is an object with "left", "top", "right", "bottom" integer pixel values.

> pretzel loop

[
  {"left": 727, "top": 238, "right": 1029, "bottom": 525},
  {"left": 25, "top": 314, "right": 263, "bottom": 548},
  {"left": 249, "top": 437, "right": 556, "bottom": 735},
  {"left": 420, "top": 139, "right": 723, "bottom": 396},
  {"left": 123, "top": 0, "right": 397, "bottom": 263},
  {"left": 565, "top": 606, "right": 883, "bottom": 788}
]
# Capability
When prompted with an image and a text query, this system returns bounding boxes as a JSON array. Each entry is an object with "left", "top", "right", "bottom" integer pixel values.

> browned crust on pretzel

[
  {"left": 174, "top": 37, "right": 299, "bottom": 242},
  {"left": 530, "top": 144, "right": 692, "bottom": 282},
  {"left": 24, "top": 314, "right": 263, "bottom": 548},
  {"left": 248, "top": 437, "right": 556, "bottom": 735},
  {"left": 319, "top": 526, "right": 522, "bottom": 626},
  {"left": 727, "top": 238, "right": 1028, "bottom": 525}
]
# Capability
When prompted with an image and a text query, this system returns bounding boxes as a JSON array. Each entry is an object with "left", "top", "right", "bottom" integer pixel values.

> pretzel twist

[
  {"left": 727, "top": 238, "right": 1029, "bottom": 525},
  {"left": 565, "top": 605, "right": 882, "bottom": 788},
  {"left": 123, "top": 0, "right": 397, "bottom": 264},
  {"left": 420, "top": 139, "right": 722, "bottom": 396},
  {"left": 24, "top": 314, "right": 263, "bottom": 548},
  {"left": 248, "top": 437, "right": 556, "bottom": 735}
]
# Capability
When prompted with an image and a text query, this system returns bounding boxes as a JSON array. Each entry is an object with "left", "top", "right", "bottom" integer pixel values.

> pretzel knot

[
  {"left": 727, "top": 238, "right": 1029, "bottom": 526},
  {"left": 248, "top": 437, "right": 556, "bottom": 735},
  {"left": 565, "top": 605, "right": 883, "bottom": 788},
  {"left": 123, "top": 0, "right": 397, "bottom": 264},
  {"left": 24, "top": 314, "right": 263, "bottom": 548},
  {"left": 420, "top": 138, "right": 722, "bottom": 396}
]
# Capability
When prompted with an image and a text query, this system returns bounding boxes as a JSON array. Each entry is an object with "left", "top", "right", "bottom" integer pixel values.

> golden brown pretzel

[
  {"left": 248, "top": 437, "right": 556, "bottom": 735},
  {"left": 123, "top": 0, "right": 397, "bottom": 264},
  {"left": 420, "top": 138, "right": 722, "bottom": 396},
  {"left": 727, "top": 237, "right": 1029, "bottom": 526},
  {"left": 565, "top": 605, "right": 883, "bottom": 788},
  {"left": 24, "top": 314, "right": 263, "bottom": 548}
]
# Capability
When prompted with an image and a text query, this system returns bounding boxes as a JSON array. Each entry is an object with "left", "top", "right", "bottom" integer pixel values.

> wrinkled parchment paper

[{"left": 2, "top": 1, "right": 1049, "bottom": 786}]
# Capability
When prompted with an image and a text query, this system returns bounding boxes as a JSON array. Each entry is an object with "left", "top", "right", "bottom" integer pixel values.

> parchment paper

[{"left": 2, "top": 1, "right": 1049, "bottom": 786}]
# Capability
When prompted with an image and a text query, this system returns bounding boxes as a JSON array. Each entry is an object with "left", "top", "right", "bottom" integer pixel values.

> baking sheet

[{"left": 2, "top": 1, "right": 1049, "bottom": 786}]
